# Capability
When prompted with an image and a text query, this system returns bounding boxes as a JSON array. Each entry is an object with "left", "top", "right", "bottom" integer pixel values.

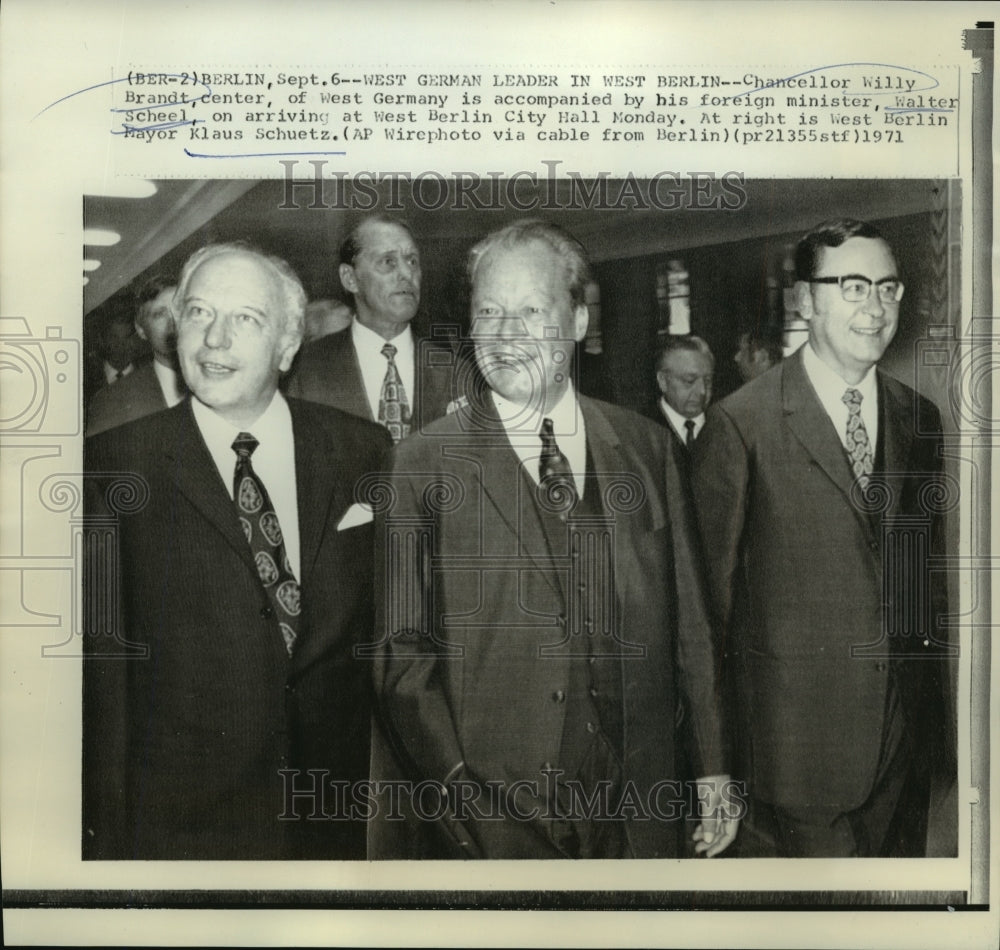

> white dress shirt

[
  {"left": 191, "top": 391, "right": 301, "bottom": 578},
  {"left": 103, "top": 360, "right": 135, "bottom": 384},
  {"left": 802, "top": 342, "right": 879, "bottom": 453},
  {"left": 659, "top": 398, "right": 704, "bottom": 445},
  {"left": 491, "top": 384, "right": 587, "bottom": 496},
  {"left": 351, "top": 318, "right": 415, "bottom": 421},
  {"left": 152, "top": 359, "right": 185, "bottom": 408}
]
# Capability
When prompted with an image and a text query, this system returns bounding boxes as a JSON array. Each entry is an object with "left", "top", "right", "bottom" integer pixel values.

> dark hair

[
  {"left": 467, "top": 219, "right": 591, "bottom": 308},
  {"left": 339, "top": 214, "right": 417, "bottom": 267},
  {"left": 794, "top": 218, "right": 887, "bottom": 281},
  {"left": 655, "top": 334, "right": 714, "bottom": 372},
  {"left": 740, "top": 328, "right": 783, "bottom": 365},
  {"left": 134, "top": 274, "right": 175, "bottom": 310}
]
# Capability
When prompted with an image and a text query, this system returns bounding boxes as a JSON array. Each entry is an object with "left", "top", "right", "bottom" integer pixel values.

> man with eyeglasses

[{"left": 691, "top": 218, "right": 951, "bottom": 857}]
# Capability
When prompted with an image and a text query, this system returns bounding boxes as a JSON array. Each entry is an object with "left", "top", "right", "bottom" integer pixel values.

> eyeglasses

[{"left": 810, "top": 275, "right": 904, "bottom": 304}]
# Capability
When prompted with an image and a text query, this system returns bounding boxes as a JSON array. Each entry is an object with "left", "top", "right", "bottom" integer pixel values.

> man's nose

[
  {"left": 204, "top": 313, "right": 231, "bottom": 349},
  {"left": 862, "top": 287, "right": 886, "bottom": 319}
]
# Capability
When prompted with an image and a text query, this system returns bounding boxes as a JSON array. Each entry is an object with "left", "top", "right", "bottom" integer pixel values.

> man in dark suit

[
  {"left": 286, "top": 214, "right": 464, "bottom": 438},
  {"left": 368, "top": 221, "right": 738, "bottom": 859},
  {"left": 652, "top": 335, "right": 714, "bottom": 451},
  {"left": 691, "top": 218, "right": 952, "bottom": 857},
  {"left": 86, "top": 276, "right": 187, "bottom": 436},
  {"left": 83, "top": 243, "right": 390, "bottom": 860}
]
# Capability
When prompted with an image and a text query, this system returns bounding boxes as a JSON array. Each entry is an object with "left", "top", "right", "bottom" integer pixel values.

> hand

[{"left": 691, "top": 773, "right": 741, "bottom": 857}]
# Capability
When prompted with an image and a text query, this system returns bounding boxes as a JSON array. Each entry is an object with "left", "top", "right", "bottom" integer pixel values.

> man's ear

[
  {"left": 794, "top": 280, "right": 814, "bottom": 320},
  {"left": 134, "top": 318, "right": 148, "bottom": 342},
  {"left": 339, "top": 262, "right": 358, "bottom": 295},
  {"left": 573, "top": 303, "right": 588, "bottom": 343}
]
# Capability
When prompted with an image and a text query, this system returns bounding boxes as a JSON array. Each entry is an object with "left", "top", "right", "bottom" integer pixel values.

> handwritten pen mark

[
  {"left": 183, "top": 149, "right": 347, "bottom": 159},
  {"left": 883, "top": 107, "right": 955, "bottom": 115},
  {"left": 35, "top": 74, "right": 212, "bottom": 120},
  {"left": 717, "top": 61, "right": 940, "bottom": 104},
  {"left": 112, "top": 119, "right": 204, "bottom": 136}
]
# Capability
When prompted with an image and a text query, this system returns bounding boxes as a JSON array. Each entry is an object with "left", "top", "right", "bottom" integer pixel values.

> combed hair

[
  {"left": 174, "top": 242, "right": 306, "bottom": 342},
  {"left": 466, "top": 219, "right": 591, "bottom": 309},
  {"left": 742, "top": 328, "right": 784, "bottom": 365},
  {"left": 794, "top": 218, "right": 887, "bottom": 281},
  {"left": 339, "top": 214, "right": 417, "bottom": 267},
  {"left": 655, "top": 334, "right": 714, "bottom": 372},
  {"left": 134, "top": 274, "right": 176, "bottom": 311}
]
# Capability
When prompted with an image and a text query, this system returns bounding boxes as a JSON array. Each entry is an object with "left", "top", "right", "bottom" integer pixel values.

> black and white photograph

[{"left": 1, "top": 2, "right": 995, "bottom": 947}]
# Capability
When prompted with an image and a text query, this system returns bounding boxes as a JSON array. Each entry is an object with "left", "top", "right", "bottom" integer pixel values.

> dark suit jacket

[
  {"left": 369, "top": 394, "right": 727, "bottom": 859},
  {"left": 86, "top": 360, "right": 171, "bottom": 437},
  {"left": 284, "top": 325, "right": 465, "bottom": 431},
  {"left": 690, "top": 348, "right": 949, "bottom": 813},
  {"left": 83, "top": 398, "right": 391, "bottom": 859}
]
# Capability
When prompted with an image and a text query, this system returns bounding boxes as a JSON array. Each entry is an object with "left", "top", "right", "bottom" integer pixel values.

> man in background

[
  {"left": 87, "top": 275, "right": 186, "bottom": 436},
  {"left": 653, "top": 335, "right": 715, "bottom": 450},
  {"left": 286, "top": 214, "right": 463, "bottom": 440},
  {"left": 733, "top": 327, "right": 783, "bottom": 384}
]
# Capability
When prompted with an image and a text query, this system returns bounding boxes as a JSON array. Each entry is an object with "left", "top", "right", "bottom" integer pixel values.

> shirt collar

[
  {"left": 190, "top": 389, "right": 291, "bottom": 450},
  {"left": 659, "top": 398, "right": 704, "bottom": 440},
  {"left": 351, "top": 317, "right": 414, "bottom": 357},
  {"left": 802, "top": 342, "right": 877, "bottom": 404},
  {"left": 490, "top": 382, "right": 582, "bottom": 439}
]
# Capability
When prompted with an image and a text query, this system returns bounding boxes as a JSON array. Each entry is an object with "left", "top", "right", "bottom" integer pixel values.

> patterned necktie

[
  {"left": 539, "top": 416, "right": 578, "bottom": 517},
  {"left": 232, "top": 432, "right": 300, "bottom": 656},
  {"left": 684, "top": 419, "right": 696, "bottom": 447},
  {"left": 378, "top": 342, "right": 412, "bottom": 443},
  {"left": 842, "top": 388, "right": 873, "bottom": 489}
]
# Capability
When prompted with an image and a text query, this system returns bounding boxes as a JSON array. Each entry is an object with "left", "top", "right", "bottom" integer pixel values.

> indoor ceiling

[{"left": 83, "top": 177, "right": 945, "bottom": 318}]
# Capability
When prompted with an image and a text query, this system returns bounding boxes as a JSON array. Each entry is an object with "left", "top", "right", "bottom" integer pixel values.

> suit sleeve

[
  {"left": 371, "top": 455, "right": 466, "bottom": 787},
  {"left": 662, "top": 432, "right": 730, "bottom": 778},
  {"left": 689, "top": 406, "right": 751, "bottom": 637}
]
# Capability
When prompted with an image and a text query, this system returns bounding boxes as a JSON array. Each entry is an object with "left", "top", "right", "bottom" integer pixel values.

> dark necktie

[
  {"left": 539, "top": 416, "right": 578, "bottom": 517},
  {"left": 684, "top": 419, "right": 696, "bottom": 447},
  {"left": 232, "top": 432, "right": 300, "bottom": 656},
  {"left": 378, "top": 342, "right": 412, "bottom": 443},
  {"left": 842, "top": 388, "right": 873, "bottom": 489}
]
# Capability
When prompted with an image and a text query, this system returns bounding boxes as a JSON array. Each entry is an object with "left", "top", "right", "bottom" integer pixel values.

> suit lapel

[
  {"left": 782, "top": 350, "right": 878, "bottom": 538},
  {"left": 782, "top": 350, "right": 858, "bottom": 497},
  {"left": 291, "top": 402, "right": 351, "bottom": 590},
  {"left": 161, "top": 401, "right": 256, "bottom": 573},
  {"left": 580, "top": 398, "right": 645, "bottom": 631},
  {"left": 459, "top": 399, "right": 564, "bottom": 601},
  {"left": 328, "top": 329, "right": 375, "bottom": 421}
]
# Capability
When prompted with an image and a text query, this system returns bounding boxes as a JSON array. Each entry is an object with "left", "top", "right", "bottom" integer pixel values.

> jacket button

[
  {"left": 876, "top": 661, "right": 888, "bottom": 673},
  {"left": 589, "top": 686, "right": 599, "bottom": 698},
  {"left": 552, "top": 690, "right": 566, "bottom": 703},
  {"left": 585, "top": 721, "right": 597, "bottom": 734},
  {"left": 261, "top": 604, "right": 274, "bottom": 619}
]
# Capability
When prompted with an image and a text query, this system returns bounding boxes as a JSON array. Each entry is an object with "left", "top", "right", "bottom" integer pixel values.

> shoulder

[
  {"left": 879, "top": 370, "right": 943, "bottom": 432},
  {"left": 290, "top": 328, "right": 352, "bottom": 371},
  {"left": 289, "top": 396, "right": 390, "bottom": 455},
  {"left": 581, "top": 395, "right": 673, "bottom": 459},
  {"left": 86, "top": 401, "right": 185, "bottom": 469}
]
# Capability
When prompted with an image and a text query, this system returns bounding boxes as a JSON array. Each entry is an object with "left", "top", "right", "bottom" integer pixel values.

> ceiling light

[
  {"left": 83, "top": 229, "right": 121, "bottom": 247},
  {"left": 84, "top": 179, "right": 158, "bottom": 199},
  {"left": 83, "top": 276, "right": 89, "bottom": 285},
  {"left": 82, "top": 259, "right": 101, "bottom": 271}
]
